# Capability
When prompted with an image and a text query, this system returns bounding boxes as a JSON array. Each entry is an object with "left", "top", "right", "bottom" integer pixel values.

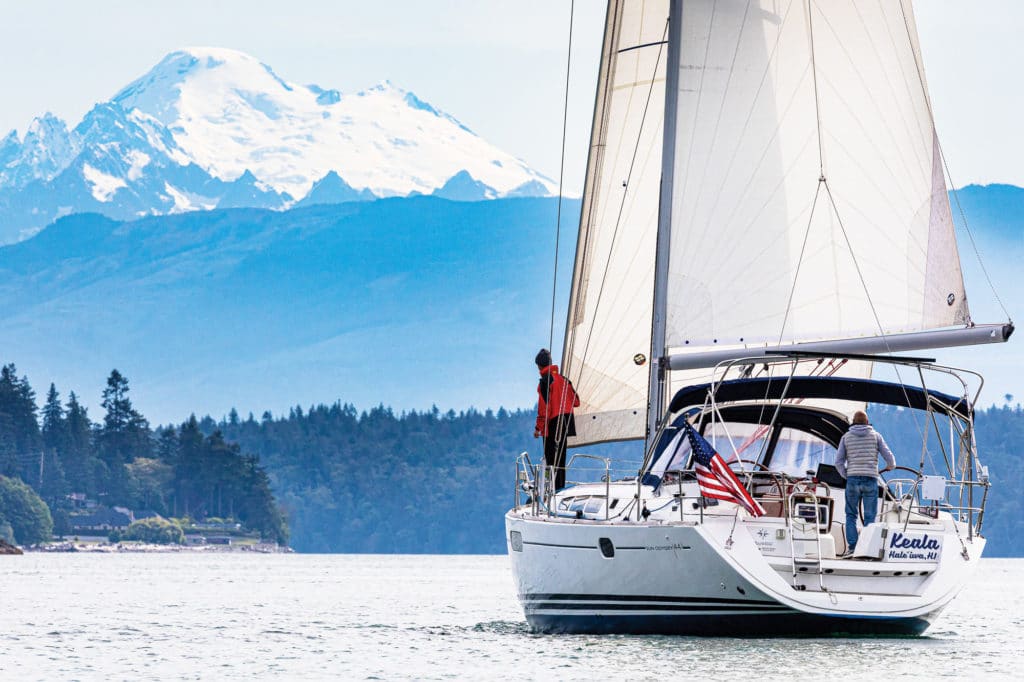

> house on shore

[{"left": 69, "top": 506, "right": 132, "bottom": 533}]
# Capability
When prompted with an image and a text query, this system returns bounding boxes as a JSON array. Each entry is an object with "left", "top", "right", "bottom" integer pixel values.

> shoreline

[{"left": 24, "top": 540, "right": 292, "bottom": 554}]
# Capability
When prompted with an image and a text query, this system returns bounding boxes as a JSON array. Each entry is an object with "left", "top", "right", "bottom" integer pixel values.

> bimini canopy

[{"left": 668, "top": 376, "right": 971, "bottom": 418}]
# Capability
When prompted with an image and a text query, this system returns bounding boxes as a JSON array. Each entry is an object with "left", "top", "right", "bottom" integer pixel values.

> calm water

[{"left": 1, "top": 554, "right": 1020, "bottom": 680}]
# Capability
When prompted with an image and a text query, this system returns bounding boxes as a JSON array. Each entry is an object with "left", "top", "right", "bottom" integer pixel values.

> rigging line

[
  {"left": 576, "top": 18, "right": 669, "bottom": 377},
  {"left": 943, "top": 154, "right": 1012, "bottom": 322},
  {"left": 754, "top": 209, "right": 824, "bottom": 424},
  {"left": 817, "top": 3, "right": 929, "bottom": 192},
  {"left": 876, "top": 0, "right": 932, "bottom": 152},
  {"left": 563, "top": 3, "right": 620, "bottom": 384},
  {"left": 896, "top": 0, "right": 1011, "bottom": 322},
  {"left": 551, "top": 0, "right": 576, "bottom": 447},
  {"left": 807, "top": 0, "right": 825, "bottom": 176},
  {"left": 776, "top": 180, "right": 822, "bottom": 346},
  {"left": 822, "top": 178, "right": 927, "bottom": 443},
  {"left": 549, "top": 0, "right": 575, "bottom": 361},
  {"left": 732, "top": 358, "right": 846, "bottom": 458}
]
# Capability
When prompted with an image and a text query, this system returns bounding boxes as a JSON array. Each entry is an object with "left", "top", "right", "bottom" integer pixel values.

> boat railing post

[
  {"left": 546, "top": 465, "right": 554, "bottom": 517},
  {"left": 967, "top": 425, "right": 976, "bottom": 541},
  {"left": 515, "top": 451, "right": 533, "bottom": 512},
  {"left": 699, "top": 476, "right": 704, "bottom": 525},
  {"left": 678, "top": 475, "right": 684, "bottom": 522},
  {"left": 533, "top": 455, "right": 541, "bottom": 515},
  {"left": 636, "top": 475, "right": 642, "bottom": 522},
  {"left": 514, "top": 459, "right": 519, "bottom": 511},
  {"left": 567, "top": 453, "right": 613, "bottom": 519},
  {"left": 975, "top": 480, "right": 990, "bottom": 535},
  {"left": 902, "top": 478, "right": 922, "bottom": 535}
]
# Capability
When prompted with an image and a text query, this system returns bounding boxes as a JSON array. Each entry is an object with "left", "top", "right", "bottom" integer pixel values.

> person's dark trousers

[
  {"left": 544, "top": 414, "right": 573, "bottom": 491},
  {"left": 844, "top": 475, "right": 880, "bottom": 551}
]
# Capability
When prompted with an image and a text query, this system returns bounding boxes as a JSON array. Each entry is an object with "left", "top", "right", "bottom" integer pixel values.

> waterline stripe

[
  {"left": 527, "top": 602, "right": 794, "bottom": 613},
  {"left": 521, "top": 593, "right": 779, "bottom": 606}
]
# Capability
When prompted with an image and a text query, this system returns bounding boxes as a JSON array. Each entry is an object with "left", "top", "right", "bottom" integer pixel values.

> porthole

[
  {"left": 509, "top": 531, "right": 523, "bottom": 552},
  {"left": 599, "top": 537, "right": 615, "bottom": 558}
]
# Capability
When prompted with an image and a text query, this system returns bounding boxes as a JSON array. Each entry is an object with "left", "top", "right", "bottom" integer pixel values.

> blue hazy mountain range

[
  {"left": 0, "top": 196, "right": 577, "bottom": 423},
  {"left": 0, "top": 184, "right": 1018, "bottom": 425}
]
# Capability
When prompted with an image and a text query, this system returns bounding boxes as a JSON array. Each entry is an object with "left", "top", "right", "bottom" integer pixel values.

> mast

[{"left": 646, "top": 0, "right": 682, "bottom": 449}]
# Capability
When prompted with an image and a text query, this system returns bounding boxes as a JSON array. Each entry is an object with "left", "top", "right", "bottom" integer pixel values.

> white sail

[
  {"left": 566, "top": 0, "right": 972, "bottom": 446},
  {"left": 665, "top": 0, "right": 967, "bottom": 352},
  {"left": 564, "top": 0, "right": 670, "bottom": 445}
]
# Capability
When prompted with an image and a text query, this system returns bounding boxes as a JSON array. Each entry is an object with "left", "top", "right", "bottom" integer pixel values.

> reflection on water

[{"left": 0, "top": 554, "right": 1019, "bottom": 679}]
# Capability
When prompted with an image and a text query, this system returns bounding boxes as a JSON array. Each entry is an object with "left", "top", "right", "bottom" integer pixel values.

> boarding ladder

[{"left": 787, "top": 485, "right": 831, "bottom": 591}]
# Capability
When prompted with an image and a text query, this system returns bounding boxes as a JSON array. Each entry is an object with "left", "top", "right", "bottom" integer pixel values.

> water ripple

[{"left": 0, "top": 554, "right": 1019, "bottom": 680}]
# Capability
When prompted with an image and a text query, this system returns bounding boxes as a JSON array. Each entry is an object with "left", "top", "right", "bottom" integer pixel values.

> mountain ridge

[
  {"left": 0, "top": 196, "right": 578, "bottom": 424},
  {"left": 0, "top": 47, "right": 555, "bottom": 244}
]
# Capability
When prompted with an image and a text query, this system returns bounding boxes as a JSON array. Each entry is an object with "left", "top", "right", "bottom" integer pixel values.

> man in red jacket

[{"left": 534, "top": 348, "right": 580, "bottom": 492}]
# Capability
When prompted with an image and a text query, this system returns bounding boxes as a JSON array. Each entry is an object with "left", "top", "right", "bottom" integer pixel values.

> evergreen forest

[
  {"left": 206, "top": 398, "right": 1024, "bottom": 557},
  {"left": 0, "top": 364, "right": 287, "bottom": 545},
  {"left": 1, "top": 361, "right": 1021, "bottom": 556}
]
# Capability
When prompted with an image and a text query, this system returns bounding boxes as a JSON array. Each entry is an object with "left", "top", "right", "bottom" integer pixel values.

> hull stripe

[
  {"left": 525, "top": 612, "right": 932, "bottom": 636},
  {"left": 528, "top": 602, "right": 794, "bottom": 613},
  {"left": 522, "top": 541, "right": 594, "bottom": 549},
  {"left": 521, "top": 541, "right": 650, "bottom": 550},
  {"left": 522, "top": 593, "right": 779, "bottom": 606}
]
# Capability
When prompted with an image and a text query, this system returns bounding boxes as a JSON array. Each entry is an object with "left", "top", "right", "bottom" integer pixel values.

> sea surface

[{"left": 1, "top": 554, "right": 1020, "bottom": 680}]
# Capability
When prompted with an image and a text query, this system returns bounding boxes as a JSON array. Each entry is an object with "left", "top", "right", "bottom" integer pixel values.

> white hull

[{"left": 506, "top": 491, "right": 984, "bottom": 636}]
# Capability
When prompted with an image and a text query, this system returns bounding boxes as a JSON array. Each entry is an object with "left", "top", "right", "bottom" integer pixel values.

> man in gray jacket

[{"left": 835, "top": 410, "right": 896, "bottom": 556}]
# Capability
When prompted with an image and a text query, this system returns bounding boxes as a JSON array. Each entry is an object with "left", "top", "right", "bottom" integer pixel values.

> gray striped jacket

[{"left": 835, "top": 424, "right": 896, "bottom": 478}]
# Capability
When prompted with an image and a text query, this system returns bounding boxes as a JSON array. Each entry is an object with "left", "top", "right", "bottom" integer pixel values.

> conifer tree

[
  {"left": 174, "top": 416, "right": 204, "bottom": 516},
  {"left": 41, "top": 383, "right": 66, "bottom": 453},
  {"left": 63, "top": 392, "right": 94, "bottom": 494},
  {"left": 0, "top": 364, "right": 41, "bottom": 481},
  {"left": 98, "top": 369, "right": 152, "bottom": 499}
]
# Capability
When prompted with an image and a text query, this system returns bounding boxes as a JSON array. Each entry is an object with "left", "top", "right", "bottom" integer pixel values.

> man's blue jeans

[{"left": 845, "top": 475, "right": 879, "bottom": 552}]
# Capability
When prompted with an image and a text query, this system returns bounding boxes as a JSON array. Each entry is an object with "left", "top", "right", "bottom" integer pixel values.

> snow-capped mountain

[
  {"left": 0, "top": 113, "right": 78, "bottom": 188},
  {"left": 0, "top": 47, "right": 555, "bottom": 243}
]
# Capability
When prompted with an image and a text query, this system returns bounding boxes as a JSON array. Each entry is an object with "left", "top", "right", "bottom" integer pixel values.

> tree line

[
  {"left": 0, "top": 363, "right": 287, "bottom": 545},
  {"left": 203, "top": 403, "right": 541, "bottom": 553},
  {"left": 205, "top": 399, "right": 1023, "bottom": 557},
  {"left": 2, "top": 357, "right": 1020, "bottom": 555}
]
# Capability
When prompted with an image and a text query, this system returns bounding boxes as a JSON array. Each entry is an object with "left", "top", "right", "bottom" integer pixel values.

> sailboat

[{"left": 506, "top": 0, "right": 1012, "bottom": 636}]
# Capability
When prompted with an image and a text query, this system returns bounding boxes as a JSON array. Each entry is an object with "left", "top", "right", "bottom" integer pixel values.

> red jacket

[{"left": 536, "top": 365, "right": 580, "bottom": 436}]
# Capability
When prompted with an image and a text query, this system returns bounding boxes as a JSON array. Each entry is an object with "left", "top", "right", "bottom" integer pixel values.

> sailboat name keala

[{"left": 506, "top": 0, "right": 1012, "bottom": 637}]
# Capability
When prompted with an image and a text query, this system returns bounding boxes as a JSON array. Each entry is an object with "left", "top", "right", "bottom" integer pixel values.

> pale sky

[{"left": 0, "top": 1, "right": 1021, "bottom": 193}]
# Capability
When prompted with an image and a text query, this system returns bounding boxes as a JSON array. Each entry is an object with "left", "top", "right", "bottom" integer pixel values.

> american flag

[{"left": 683, "top": 421, "right": 765, "bottom": 517}]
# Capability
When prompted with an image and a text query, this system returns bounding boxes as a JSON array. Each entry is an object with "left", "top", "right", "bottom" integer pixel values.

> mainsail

[{"left": 565, "top": 0, "right": 983, "bottom": 447}]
